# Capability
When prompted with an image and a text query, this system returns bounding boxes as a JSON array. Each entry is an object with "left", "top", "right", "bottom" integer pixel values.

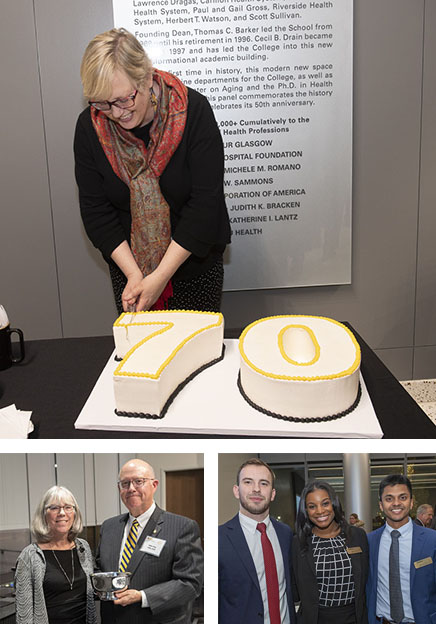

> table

[{"left": 0, "top": 326, "right": 433, "bottom": 438}]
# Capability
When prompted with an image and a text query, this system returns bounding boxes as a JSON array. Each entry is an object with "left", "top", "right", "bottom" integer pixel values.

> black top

[
  {"left": 74, "top": 87, "right": 231, "bottom": 281},
  {"left": 43, "top": 548, "right": 86, "bottom": 623},
  {"left": 292, "top": 525, "right": 369, "bottom": 624},
  {"left": 311, "top": 533, "right": 355, "bottom": 607}
]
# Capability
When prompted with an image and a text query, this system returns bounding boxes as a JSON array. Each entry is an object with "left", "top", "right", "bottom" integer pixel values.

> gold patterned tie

[{"left": 119, "top": 519, "right": 140, "bottom": 572}]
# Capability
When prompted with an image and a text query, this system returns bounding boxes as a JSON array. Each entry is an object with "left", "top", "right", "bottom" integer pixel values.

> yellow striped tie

[{"left": 119, "top": 519, "right": 140, "bottom": 572}]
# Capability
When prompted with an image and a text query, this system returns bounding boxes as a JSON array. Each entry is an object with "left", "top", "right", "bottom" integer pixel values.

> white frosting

[
  {"left": 112, "top": 312, "right": 360, "bottom": 420},
  {"left": 113, "top": 311, "right": 224, "bottom": 415},
  {"left": 281, "top": 325, "right": 318, "bottom": 364},
  {"left": 239, "top": 315, "right": 361, "bottom": 419}
]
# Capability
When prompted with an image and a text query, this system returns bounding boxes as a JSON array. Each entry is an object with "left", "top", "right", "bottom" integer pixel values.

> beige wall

[
  {"left": 0, "top": 452, "right": 204, "bottom": 530},
  {"left": 218, "top": 453, "right": 255, "bottom": 525}
]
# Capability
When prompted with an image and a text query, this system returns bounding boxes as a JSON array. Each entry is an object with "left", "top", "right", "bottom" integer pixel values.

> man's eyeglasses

[
  {"left": 118, "top": 478, "right": 154, "bottom": 490},
  {"left": 89, "top": 90, "right": 138, "bottom": 112},
  {"left": 46, "top": 505, "right": 75, "bottom": 513}
]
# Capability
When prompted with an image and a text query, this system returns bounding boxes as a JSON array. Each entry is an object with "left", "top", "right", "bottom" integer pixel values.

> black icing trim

[
  {"left": 115, "top": 344, "right": 226, "bottom": 419},
  {"left": 237, "top": 372, "right": 362, "bottom": 423}
]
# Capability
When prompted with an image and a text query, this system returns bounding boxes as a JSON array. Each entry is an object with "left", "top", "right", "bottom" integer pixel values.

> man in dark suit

[
  {"left": 414, "top": 503, "right": 434, "bottom": 528},
  {"left": 367, "top": 473, "right": 436, "bottom": 624},
  {"left": 219, "top": 458, "right": 296, "bottom": 624},
  {"left": 96, "top": 458, "right": 203, "bottom": 623}
]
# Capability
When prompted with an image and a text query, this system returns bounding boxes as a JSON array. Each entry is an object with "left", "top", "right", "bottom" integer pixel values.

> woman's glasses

[
  {"left": 46, "top": 504, "right": 75, "bottom": 513},
  {"left": 89, "top": 90, "right": 138, "bottom": 112}
]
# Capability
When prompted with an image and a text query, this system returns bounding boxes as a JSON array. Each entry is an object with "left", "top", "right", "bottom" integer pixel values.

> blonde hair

[
  {"left": 32, "top": 486, "right": 83, "bottom": 543},
  {"left": 80, "top": 28, "right": 153, "bottom": 100}
]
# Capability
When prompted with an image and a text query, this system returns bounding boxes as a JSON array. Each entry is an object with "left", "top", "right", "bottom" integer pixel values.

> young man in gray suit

[{"left": 96, "top": 458, "right": 203, "bottom": 623}]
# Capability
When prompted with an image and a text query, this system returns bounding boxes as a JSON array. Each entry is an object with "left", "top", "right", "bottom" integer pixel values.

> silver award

[{"left": 90, "top": 572, "right": 132, "bottom": 600}]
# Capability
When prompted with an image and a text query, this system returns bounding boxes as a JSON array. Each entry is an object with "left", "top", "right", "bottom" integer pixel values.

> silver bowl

[{"left": 90, "top": 571, "right": 132, "bottom": 601}]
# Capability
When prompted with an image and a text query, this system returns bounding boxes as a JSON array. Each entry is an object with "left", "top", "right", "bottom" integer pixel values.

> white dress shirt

[
  {"left": 119, "top": 501, "right": 156, "bottom": 608},
  {"left": 376, "top": 517, "right": 414, "bottom": 622},
  {"left": 239, "top": 512, "right": 290, "bottom": 624}
]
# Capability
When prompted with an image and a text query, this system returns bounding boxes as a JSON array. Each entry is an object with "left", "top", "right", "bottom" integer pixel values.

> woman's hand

[
  {"left": 124, "top": 271, "right": 168, "bottom": 311},
  {"left": 113, "top": 239, "right": 191, "bottom": 312},
  {"left": 121, "top": 270, "right": 143, "bottom": 311}
]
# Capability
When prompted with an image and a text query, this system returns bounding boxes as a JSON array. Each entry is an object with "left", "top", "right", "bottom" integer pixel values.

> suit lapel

[
  {"left": 127, "top": 506, "right": 164, "bottom": 576},
  {"left": 348, "top": 528, "right": 362, "bottom": 593},
  {"left": 370, "top": 526, "right": 383, "bottom": 590},
  {"left": 112, "top": 514, "right": 129, "bottom": 571},
  {"left": 410, "top": 523, "right": 425, "bottom": 592},
  {"left": 306, "top": 539, "right": 317, "bottom": 579},
  {"left": 273, "top": 519, "right": 291, "bottom": 590},
  {"left": 226, "top": 515, "right": 261, "bottom": 591}
]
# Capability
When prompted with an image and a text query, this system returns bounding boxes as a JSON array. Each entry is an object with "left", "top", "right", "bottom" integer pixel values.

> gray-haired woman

[{"left": 15, "top": 486, "right": 96, "bottom": 624}]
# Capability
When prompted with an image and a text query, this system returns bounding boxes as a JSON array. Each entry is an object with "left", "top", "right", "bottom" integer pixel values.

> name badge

[
  {"left": 346, "top": 546, "right": 362, "bottom": 555},
  {"left": 140, "top": 536, "right": 166, "bottom": 557},
  {"left": 414, "top": 556, "right": 433, "bottom": 569}
]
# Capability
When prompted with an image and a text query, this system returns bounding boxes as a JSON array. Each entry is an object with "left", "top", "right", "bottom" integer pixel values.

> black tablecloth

[{"left": 0, "top": 325, "right": 433, "bottom": 438}]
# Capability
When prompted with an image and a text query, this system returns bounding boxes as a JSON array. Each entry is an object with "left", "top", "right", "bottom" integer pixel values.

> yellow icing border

[
  {"left": 114, "top": 310, "right": 223, "bottom": 379},
  {"left": 114, "top": 308, "right": 221, "bottom": 327},
  {"left": 239, "top": 315, "right": 361, "bottom": 381},
  {"left": 278, "top": 324, "right": 320, "bottom": 366}
]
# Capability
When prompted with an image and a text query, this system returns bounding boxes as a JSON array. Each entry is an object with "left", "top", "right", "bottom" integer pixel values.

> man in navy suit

[
  {"left": 367, "top": 473, "right": 436, "bottom": 624},
  {"left": 218, "top": 458, "right": 296, "bottom": 624}
]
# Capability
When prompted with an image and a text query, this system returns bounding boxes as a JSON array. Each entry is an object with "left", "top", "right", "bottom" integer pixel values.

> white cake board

[{"left": 75, "top": 340, "right": 383, "bottom": 438}]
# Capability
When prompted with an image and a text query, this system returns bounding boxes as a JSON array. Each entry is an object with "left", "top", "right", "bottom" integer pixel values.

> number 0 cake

[
  {"left": 113, "top": 310, "right": 224, "bottom": 418},
  {"left": 238, "top": 315, "right": 361, "bottom": 422}
]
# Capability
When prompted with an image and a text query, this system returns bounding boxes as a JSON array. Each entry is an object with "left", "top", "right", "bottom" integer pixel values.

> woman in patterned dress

[
  {"left": 75, "top": 28, "right": 230, "bottom": 316},
  {"left": 292, "top": 480, "right": 369, "bottom": 624},
  {"left": 15, "top": 486, "right": 96, "bottom": 624}
]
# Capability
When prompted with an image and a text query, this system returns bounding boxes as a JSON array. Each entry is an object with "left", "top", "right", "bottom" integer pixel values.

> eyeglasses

[
  {"left": 118, "top": 478, "right": 154, "bottom": 490},
  {"left": 46, "top": 505, "right": 75, "bottom": 513},
  {"left": 89, "top": 90, "right": 138, "bottom": 112}
]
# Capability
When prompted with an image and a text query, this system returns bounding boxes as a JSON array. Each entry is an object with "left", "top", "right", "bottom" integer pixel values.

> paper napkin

[{"left": 0, "top": 405, "right": 34, "bottom": 438}]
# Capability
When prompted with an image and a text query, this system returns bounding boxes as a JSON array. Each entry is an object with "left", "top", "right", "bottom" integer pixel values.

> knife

[{"left": 126, "top": 303, "right": 136, "bottom": 325}]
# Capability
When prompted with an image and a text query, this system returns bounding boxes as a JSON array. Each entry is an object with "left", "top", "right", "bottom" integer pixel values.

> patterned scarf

[{"left": 91, "top": 69, "right": 188, "bottom": 309}]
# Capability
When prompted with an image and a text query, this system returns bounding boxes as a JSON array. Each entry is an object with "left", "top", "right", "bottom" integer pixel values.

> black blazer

[{"left": 292, "top": 525, "right": 369, "bottom": 624}]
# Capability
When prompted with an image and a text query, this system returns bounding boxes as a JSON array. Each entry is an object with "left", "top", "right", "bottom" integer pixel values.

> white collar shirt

[
  {"left": 376, "top": 517, "right": 414, "bottom": 622},
  {"left": 239, "top": 512, "right": 290, "bottom": 624}
]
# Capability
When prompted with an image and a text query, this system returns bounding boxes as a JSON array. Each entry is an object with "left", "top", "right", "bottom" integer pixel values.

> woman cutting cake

[{"left": 74, "top": 28, "right": 231, "bottom": 314}]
